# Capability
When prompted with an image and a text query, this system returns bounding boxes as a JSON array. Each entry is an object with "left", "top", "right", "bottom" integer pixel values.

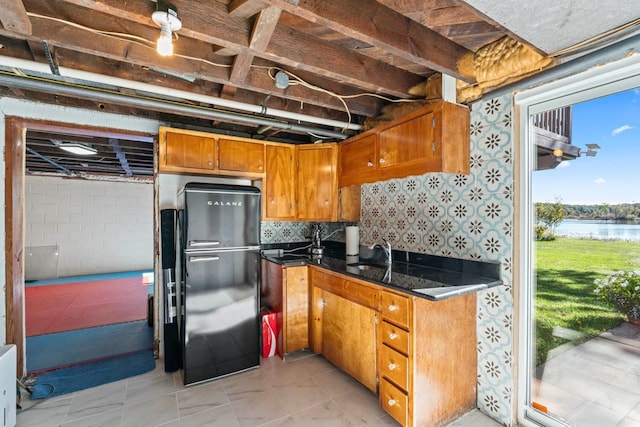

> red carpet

[{"left": 26, "top": 277, "right": 149, "bottom": 336}]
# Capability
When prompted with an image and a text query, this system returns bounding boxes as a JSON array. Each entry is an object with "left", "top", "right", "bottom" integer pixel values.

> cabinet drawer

[
  {"left": 312, "top": 269, "right": 344, "bottom": 295},
  {"left": 380, "top": 378, "right": 408, "bottom": 426},
  {"left": 381, "top": 291, "right": 410, "bottom": 328},
  {"left": 343, "top": 279, "right": 379, "bottom": 311},
  {"left": 381, "top": 321, "right": 409, "bottom": 354},
  {"left": 380, "top": 344, "right": 409, "bottom": 391}
]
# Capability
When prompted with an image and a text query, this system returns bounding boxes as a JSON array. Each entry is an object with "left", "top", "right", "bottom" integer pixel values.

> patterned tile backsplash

[
  {"left": 261, "top": 221, "right": 347, "bottom": 244},
  {"left": 261, "top": 94, "right": 515, "bottom": 425},
  {"left": 360, "top": 95, "right": 514, "bottom": 425}
]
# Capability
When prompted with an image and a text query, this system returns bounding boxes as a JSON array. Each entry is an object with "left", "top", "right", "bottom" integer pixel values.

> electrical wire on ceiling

[
  {"left": 25, "top": 12, "right": 233, "bottom": 69},
  {"left": 264, "top": 67, "right": 424, "bottom": 132},
  {"left": 24, "top": 11, "right": 425, "bottom": 135}
]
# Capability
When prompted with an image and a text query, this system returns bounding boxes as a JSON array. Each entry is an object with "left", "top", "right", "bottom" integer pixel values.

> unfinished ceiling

[{"left": 0, "top": 0, "right": 638, "bottom": 177}]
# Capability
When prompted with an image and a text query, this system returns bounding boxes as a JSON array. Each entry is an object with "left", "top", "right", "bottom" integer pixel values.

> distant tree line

[
  {"left": 556, "top": 203, "right": 640, "bottom": 220},
  {"left": 535, "top": 201, "right": 640, "bottom": 241}
]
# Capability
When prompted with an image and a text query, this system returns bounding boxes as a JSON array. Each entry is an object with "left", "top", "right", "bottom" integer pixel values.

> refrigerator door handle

[
  {"left": 188, "top": 255, "right": 220, "bottom": 263},
  {"left": 189, "top": 240, "right": 221, "bottom": 247}
]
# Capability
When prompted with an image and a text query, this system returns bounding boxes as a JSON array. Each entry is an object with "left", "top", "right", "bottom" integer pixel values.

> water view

[{"left": 555, "top": 218, "right": 640, "bottom": 241}]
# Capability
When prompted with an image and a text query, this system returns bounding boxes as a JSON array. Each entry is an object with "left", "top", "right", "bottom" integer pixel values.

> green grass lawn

[{"left": 535, "top": 237, "right": 640, "bottom": 366}]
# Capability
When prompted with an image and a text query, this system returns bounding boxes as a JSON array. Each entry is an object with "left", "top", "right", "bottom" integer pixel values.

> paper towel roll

[{"left": 346, "top": 225, "right": 359, "bottom": 256}]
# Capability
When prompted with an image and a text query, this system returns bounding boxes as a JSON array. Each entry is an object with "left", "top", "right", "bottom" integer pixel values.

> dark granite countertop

[{"left": 261, "top": 242, "right": 502, "bottom": 301}]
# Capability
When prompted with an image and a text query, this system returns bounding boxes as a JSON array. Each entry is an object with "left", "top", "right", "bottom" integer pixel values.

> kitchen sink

[{"left": 347, "top": 262, "right": 388, "bottom": 270}]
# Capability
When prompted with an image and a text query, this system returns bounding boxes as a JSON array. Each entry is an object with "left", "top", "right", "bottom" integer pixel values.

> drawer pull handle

[
  {"left": 388, "top": 399, "right": 397, "bottom": 406},
  {"left": 388, "top": 305, "right": 398, "bottom": 312},
  {"left": 367, "top": 161, "right": 374, "bottom": 167},
  {"left": 389, "top": 333, "right": 398, "bottom": 340},
  {"left": 388, "top": 363, "right": 397, "bottom": 371},
  {"left": 380, "top": 158, "right": 386, "bottom": 164}
]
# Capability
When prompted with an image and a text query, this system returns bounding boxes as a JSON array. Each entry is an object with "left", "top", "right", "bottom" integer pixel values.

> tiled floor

[
  {"left": 17, "top": 351, "right": 501, "bottom": 427},
  {"left": 533, "top": 321, "right": 640, "bottom": 426}
]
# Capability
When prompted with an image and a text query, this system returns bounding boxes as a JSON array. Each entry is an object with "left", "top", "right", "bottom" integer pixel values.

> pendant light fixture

[{"left": 152, "top": 2, "right": 182, "bottom": 57}]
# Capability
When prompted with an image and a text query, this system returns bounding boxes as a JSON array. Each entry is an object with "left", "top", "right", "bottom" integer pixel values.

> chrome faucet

[
  {"left": 311, "top": 224, "right": 322, "bottom": 249},
  {"left": 368, "top": 237, "right": 392, "bottom": 266}
]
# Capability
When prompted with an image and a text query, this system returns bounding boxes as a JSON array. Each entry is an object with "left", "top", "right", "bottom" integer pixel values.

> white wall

[
  {"left": 0, "top": 97, "right": 160, "bottom": 347},
  {"left": 25, "top": 176, "right": 154, "bottom": 278}
]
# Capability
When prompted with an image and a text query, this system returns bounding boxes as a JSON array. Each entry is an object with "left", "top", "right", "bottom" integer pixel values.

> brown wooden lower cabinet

[
  {"left": 282, "top": 266, "right": 309, "bottom": 353},
  {"left": 309, "top": 266, "right": 477, "bottom": 427}
]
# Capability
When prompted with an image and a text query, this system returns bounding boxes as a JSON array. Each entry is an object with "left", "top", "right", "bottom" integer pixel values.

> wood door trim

[{"left": 5, "top": 117, "right": 25, "bottom": 377}]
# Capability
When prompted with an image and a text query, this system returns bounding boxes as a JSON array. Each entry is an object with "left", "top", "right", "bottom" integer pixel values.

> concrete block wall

[{"left": 25, "top": 175, "right": 154, "bottom": 278}]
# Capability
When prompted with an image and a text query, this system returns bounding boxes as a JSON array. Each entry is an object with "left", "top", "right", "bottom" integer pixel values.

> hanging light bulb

[
  {"left": 152, "top": 2, "right": 182, "bottom": 57},
  {"left": 156, "top": 21, "right": 174, "bottom": 56}
]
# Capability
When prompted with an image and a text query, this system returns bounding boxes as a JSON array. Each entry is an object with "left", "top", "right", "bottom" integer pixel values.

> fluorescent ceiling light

[{"left": 59, "top": 142, "right": 97, "bottom": 155}]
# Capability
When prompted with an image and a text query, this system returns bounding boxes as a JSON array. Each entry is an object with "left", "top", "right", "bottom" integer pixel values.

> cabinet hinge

[
  {"left": 432, "top": 141, "right": 436, "bottom": 152},
  {"left": 432, "top": 117, "right": 436, "bottom": 128}
]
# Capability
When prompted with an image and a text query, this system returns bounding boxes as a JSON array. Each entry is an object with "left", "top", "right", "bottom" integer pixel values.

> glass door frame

[{"left": 515, "top": 54, "right": 640, "bottom": 427}]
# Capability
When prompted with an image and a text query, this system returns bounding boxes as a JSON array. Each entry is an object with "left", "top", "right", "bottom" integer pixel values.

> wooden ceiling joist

[
  {"left": 222, "top": 5, "right": 282, "bottom": 98},
  {"left": 0, "top": 0, "right": 32, "bottom": 34},
  {"left": 260, "top": 0, "right": 475, "bottom": 82},
  {"left": 34, "top": 0, "right": 422, "bottom": 97}
]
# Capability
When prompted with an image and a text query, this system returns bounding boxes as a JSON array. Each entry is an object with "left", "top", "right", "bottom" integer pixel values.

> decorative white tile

[{"left": 359, "top": 94, "right": 514, "bottom": 426}]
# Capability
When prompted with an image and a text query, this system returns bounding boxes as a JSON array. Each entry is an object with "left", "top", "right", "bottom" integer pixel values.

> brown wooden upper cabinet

[
  {"left": 159, "top": 127, "right": 265, "bottom": 178},
  {"left": 217, "top": 138, "right": 264, "bottom": 174},
  {"left": 297, "top": 144, "right": 338, "bottom": 222},
  {"left": 159, "top": 127, "right": 216, "bottom": 174},
  {"left": 263, "top": 143, "right": 338, "bottom": 222},
  {"left": 263, "top": 143, "right": 297, "bottom": 221},
  {"left": 339, "top": 101, "right": 470, "bottom": 187}
]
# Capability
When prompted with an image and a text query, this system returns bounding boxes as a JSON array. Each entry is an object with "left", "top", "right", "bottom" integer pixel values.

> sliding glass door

[{"left": 516, "top": 55, "right": 640, "bottom": 427}]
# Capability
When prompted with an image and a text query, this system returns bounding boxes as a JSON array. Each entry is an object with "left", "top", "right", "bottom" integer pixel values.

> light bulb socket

[{"left": 152, "top": 1, "right": 182, "bottom": 56}]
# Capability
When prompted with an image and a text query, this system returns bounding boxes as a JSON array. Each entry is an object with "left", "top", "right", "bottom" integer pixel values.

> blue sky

[{"left": 533, "top": 88, "right": 640, "bottom": 204}]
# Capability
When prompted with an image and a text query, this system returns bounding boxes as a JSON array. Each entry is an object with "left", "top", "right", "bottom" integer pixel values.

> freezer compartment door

[
  {"left": 182, "top": 185, "right": 260, "bottom": 249},
  {"left": 182, "top": 249, "right": 260, "bottom": 385}
]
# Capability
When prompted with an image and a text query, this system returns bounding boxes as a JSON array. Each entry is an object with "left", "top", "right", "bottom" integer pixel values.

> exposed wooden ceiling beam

[
  {"left": 222, "top": 6, "right": 281, "bottom": 99},
  {"left": 48, "top": 0, "right": 422, "bottom": 97},
  {"left": 0, "top": 0, "right": 32, "bottom": 34},
  {"left": 260, "top": 0, "right": 475, "bottom": 82},
  {"left": 228, "top": 0, "right": 266, "bottom": 19},
  {"left": 0, "top": 27, "right": 381, "bottom": 118},
  {"left": 250, "top": 5, "right": 281, "bottom": 51}
]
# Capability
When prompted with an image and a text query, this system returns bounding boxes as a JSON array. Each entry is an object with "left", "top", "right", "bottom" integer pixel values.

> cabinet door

[
  {"left": 217, "top": 138, "right": 265, "bottom": 175},
  {"left": 284, "top": 266, "right": 309, "bottom": 353},
  {"left": 378, "top": 110, "right": 436, "bottom": 170},
  {"left": 160, "top": 130, "right": 215, "bottom": 173},
  {"left": 321, "top": 289, "right": 377, "bottom": 392},
  {"left": 297, "top": 144, "right": 338, "bottom": 221},
  {"left": 264, "top": 144, "right": 296, "bottom": 220},
  {"left": 339, "top": 134, "right": 377, "bottom": 187}
]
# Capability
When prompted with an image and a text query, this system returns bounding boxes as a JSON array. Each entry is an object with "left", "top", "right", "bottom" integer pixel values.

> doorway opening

[
  {"left": 517, "top": 56, "right": 640, "bottom": 426},
  {"left": 5, "top": 118, "right": 157, "bottom": 397}
]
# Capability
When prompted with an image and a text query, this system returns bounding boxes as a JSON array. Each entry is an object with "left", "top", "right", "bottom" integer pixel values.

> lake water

[{"left": 555, "top": 219, "right": 640, "bottom": 241}]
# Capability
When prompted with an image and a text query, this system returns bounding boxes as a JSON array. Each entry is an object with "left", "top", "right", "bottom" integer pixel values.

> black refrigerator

[{"left": 177, "top": 183, "right": 261, "bottom": 385}]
